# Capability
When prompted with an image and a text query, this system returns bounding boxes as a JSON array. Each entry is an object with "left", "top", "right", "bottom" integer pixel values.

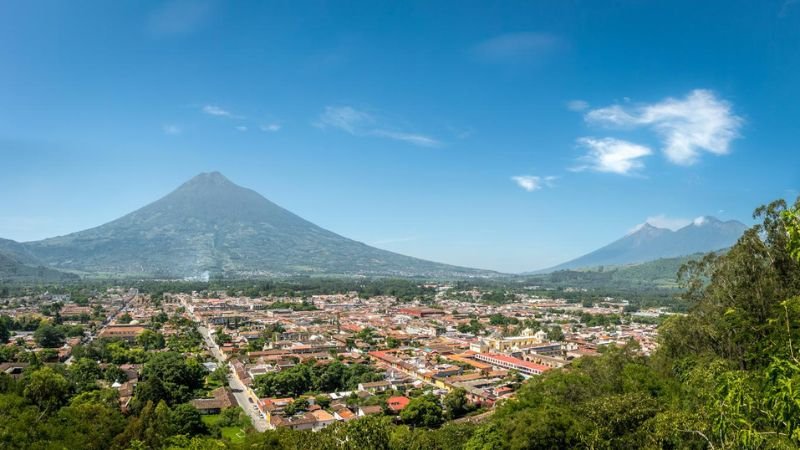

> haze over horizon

[{"left": 1, "top": 1, "right": 798, "bottom": 272}]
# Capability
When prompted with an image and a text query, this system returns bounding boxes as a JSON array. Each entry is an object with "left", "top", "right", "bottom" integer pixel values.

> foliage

[
  {"left": 400, "top": 394, "right": 444, "bottom": 428},
  {"left": 137, "top": 352, "right": 206, "bottom": 406},
  {"left": 254, "top": 360, "right": 383, "bottom": 397},
  {"left": 33, "top": 322, "right": 66, "bottom": 348}
]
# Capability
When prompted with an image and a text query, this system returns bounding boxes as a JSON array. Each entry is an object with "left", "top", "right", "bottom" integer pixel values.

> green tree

[
  {"left": 24, "top": 366, "right": 71, "bottom": 412},
  {"left": 140, "top": 352, "right": 205, "bottom": 405},
  {"left": 400, "top": 394, "right": 443, "bottom": 428},
  {"left": 117, "top": 313, "right": 133, "bottom": 324},
  {"left": 136, "top": 329, "right": 166, "bottom": 351},
  {"left": 68, "top": 357, "right": 102, "bottom": 392},
  {"left": 33, "top": 323, "right": 66, "bottom": 348},
  {"left": 0, "top": 317, "right": 10, "bottom": 343},
  {"left": 443, "top": 388, "right": 473, "bottom": 420}
]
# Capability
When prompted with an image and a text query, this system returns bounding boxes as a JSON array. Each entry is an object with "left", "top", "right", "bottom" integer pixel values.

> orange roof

[{"left": 386, "top": 396, "right": 410, "bottom": 412}]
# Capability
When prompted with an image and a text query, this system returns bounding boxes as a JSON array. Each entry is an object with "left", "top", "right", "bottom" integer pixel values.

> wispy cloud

[
  {"left": 147, "top": 0, "right": 213, "bottom": 37},
  {"left": 162, "top": 124, "right": 182, "bottom": 135},
  {"left": 511, "top": 175, "right": 556, "bottom": 192},
  {"left": 585, "top": 89, "right": 743, "bottom": 165},
  {"left": 260, "top": 123, "right": 282, "bottom": 132},
  {"left": 371, "top": 130, "right": 440, "bottom": 147},
  {"left": 316, "top": 106, "right": 441, "bottom": 147},
  {"left": 201, "top": 105, "right": 238, "bottom": 118},
  {"left": 235, "top": 125, "right": 248, "bottom": 132},
  {"left": 472, "top": 32, "right": 564, "bottom": 63},
  {"left": 316, "top": 106, "right": 373, "bottom": 134},
  {"left": 572, "top": 137, "right": 652, "bottom": 175},
  {"left": 566, "top": 100, "right": 589, "bottom": 111}
]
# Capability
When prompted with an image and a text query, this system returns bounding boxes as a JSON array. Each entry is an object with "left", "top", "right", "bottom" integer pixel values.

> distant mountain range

[
  {"left": 0, "top": 172, "right": 496, "bottom": 280},
  {"left": 539, "top": 216, "right": 747, "bottom": 273}
]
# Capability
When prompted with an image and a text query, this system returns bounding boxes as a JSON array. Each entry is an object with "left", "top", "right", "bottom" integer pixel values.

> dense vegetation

[
  {"left": 253, "top": 360, "right": 384, "bottom": 398},
  {"left": 0, "top": 198, "right": 796, "bottom": 449}
]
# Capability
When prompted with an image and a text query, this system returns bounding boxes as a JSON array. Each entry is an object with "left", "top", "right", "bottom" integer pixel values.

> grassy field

[
  {"left": 200, "top": 414, "right": 246, "bottom": 444},
  {"left": 201, "top": 414, "right": 222, "bottom": 427},
  {"left": 220, "top": 427, "right": 246, "bottom": 443}
]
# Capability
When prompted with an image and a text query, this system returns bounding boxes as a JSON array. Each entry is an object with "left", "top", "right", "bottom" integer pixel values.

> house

[
  {"left": 386, "top": 396, "right": 410, "bottom": 413},
  {"left": 270, "top": 412, "right": 317, "bottom": 431},
  {"left": 190, "top": 387, "right": 237, "bottom": 414},
  {"left": 473, "top": 353, "right": 551, "bottom": 377},
  {"left": 310, "top": 410, "right": 336, "bottom": 431},
  {"left": 333, "top": 407, "right": 356, "bottom": 422},
  {"left": 358, "top": 405, "right": 383, "bottom": 417},
  {"left": 98, "top": 325, "right": 146, "bottom": 342},
  {"left": 0, "top": 362, "right": 29, "bottom": 379},
  {"left": 260, "top": 397, "right": 294, "bottom": 414},
  {"left": 357, "top": 380, "right": 391, "bottom": 393}
]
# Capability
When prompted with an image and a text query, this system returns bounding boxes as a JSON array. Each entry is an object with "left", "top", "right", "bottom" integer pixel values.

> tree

[
  {"left": 284, "top": 398, "right": 309, "bottom": 416},
  {"left": 0, "top": 317, "right": 10, "bottom": 343},
  {"left": 208, "top": 366, "right": 228, "bottom": 386},
  {"left": 385, "top": 336, "right": 400, "bottom": 349},
  {"left": 68, "top": 357, "right": 102, "bottom": 392},
  {"left": 33, "top": 323, "right": 65, "bottom": 348},
  {"left": 24, "top": 366, "right": 71, "bottom": 412},
  {"left": 443, "top": 388, "right": 473, "bottom": 420},
  {"left": 136, "top": 329, "right": 166, "bottom": 351},
  {"left": 546, "top": 326, "right": 565, "bottom": 342},
  {"left": 400, "top": 394, "right": 443, "bottom": 428},
  {"left": 169, "top": 403, "right": 207, "bottom": 436},
  {"left": 140, "top": 352, "right": 205, "bottom": 405},
  {"left": 117, "top": 313, "right": 133, "bottom": 324},
  {"left": 51, "top": 401, "right": 126, "bottom": 450}
]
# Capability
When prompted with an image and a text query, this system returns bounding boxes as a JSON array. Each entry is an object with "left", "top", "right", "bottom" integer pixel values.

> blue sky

[{"left": 0, "top": 0, "right": 798, "bottom": 273}]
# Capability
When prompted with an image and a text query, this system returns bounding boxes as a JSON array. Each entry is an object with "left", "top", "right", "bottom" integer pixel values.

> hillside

[
  {"left": 0, "top": 250, "right": 79, "bottom": 282},
  {"left": 529, "top": 253, "right": 705, "bottom": 290},
  {"left": 14, "top": 172, "right": 496, "bottom": 279}
]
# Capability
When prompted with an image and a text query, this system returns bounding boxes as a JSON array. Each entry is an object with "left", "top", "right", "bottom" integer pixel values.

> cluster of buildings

[{"left": 0, "top": 283, "right": 665, "bottom": 431}]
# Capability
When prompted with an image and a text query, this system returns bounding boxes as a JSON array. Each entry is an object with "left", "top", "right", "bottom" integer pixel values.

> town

[{"left": 0, "top": 281, "right": 665, "bottom": 440}]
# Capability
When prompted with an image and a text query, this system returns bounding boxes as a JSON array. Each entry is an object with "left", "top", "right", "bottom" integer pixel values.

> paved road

[{"left": 197, "top": 324, "right": 268, "bottom": 432}]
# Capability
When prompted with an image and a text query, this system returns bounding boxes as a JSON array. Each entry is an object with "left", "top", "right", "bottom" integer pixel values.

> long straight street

[{"left": 197, "top": 324, "right": 268, "bottom": 432}]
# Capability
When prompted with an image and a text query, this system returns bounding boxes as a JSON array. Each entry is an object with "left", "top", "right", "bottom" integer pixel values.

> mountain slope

[
  {"left": 541, "top": 216, "right": 746, "bottom": 272},
  {"left": 0, "top": 249, "right": 79, "bottom": 282},
  {"left": 20, "top": 172, "right": 495, "bottom": 278}
]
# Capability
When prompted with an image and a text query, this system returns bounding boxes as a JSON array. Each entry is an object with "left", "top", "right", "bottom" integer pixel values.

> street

[{"left": 197, "top": 324, "right": 268, "bottom": 432}]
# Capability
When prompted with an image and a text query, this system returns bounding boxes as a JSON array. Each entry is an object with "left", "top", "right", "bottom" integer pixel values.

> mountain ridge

[
  {"left": 8, "top": 172, "right": 497, "bottom": 279},
  {"left": 537, "top": 216, "right": 746, "bottom": 273}
]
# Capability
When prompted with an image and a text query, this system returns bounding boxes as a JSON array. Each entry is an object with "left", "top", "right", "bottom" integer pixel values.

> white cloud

[
  {"left": 316, "top": 106, "right": 374, "bottom": 134},
  {"left": 162, "top": 124, "right": 182, "bottom": 135},
  {"left": 260, "top": 123, "right": 281, "bottom": 132},
  {"left": 473, "top": 32, "right": 563, "bottom": 63},
  {"left": 371, "top": 130, "right": 441, "bottom": 148},
  {"left": 202, "top": 105, "right": 235, "bottom": 117},
  {"left": 566, "top": 100, "right": 589, "bottom": 111},
  {"left": 585, "top": 89, "right": 743, "bottom": 165},
  {"left": 648, "top": 215, "right": 691, "bottom": 230},
  {"left": 235, "top": 125, "right": 248, "bottom": 132},
  {"left": 573, "top": 137, "right": 652, "bottom": 175},
  {"left": 316, "top": 105, "right": 441, "bottom": 147},
  {"left": 511, "top": 175, "right": 556, "bottom": 192}
]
